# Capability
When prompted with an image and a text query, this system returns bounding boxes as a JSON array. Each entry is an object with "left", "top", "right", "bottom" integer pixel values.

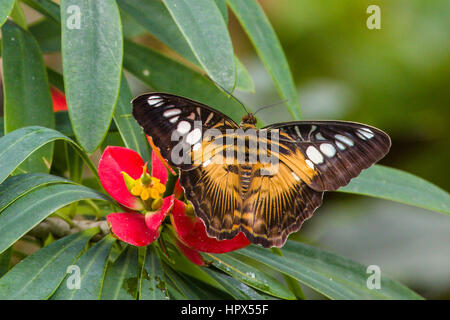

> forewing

[
  {"left": 132, "top": 92, "right": 238, "bottom": 170},
  {"left": 264, "top": 121, "right": 391, "bottom": 191}
]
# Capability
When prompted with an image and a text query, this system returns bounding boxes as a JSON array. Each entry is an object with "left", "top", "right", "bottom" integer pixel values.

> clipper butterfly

[{"left": 133, "top": 93, "right": 391, "bottom": 248}]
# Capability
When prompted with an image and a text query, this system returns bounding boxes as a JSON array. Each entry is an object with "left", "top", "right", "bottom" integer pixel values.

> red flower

[
  {"left": 99, "top": 146, "right": 173, "bottom": 246},
  {"left": 170, "top": 199, "right": 250, "bottom": 265},
  {"left": 51, "top": 87, "right": 68, "bottom": 112},
  {"left": 99, "top": 145, "right": 250, "bottom": 265}
]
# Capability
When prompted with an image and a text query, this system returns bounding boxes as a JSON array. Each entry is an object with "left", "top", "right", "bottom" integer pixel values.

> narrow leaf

[
  {"left": 0, "top": 173, "right": 72, "bottom": 212},
  {"left": 60, "top": 0, "right": 123, "bottom": 152},
  {"left": 204, "top": 252, "right": 295, "bottom": 299},
  {"left": 0, "top": 126, "right": 98, "bottom": 184},
  {"left": 51, "top": 235, "right": 115, "bottom": 300},
  {"left": 0, "top": 229, "right": 97, "bottom": 299},
  {"left": 139, "top": 246, "right": 168, "bottom": 300},
  {"left": 101, "top": 246, "right": 139, "bottom": 300},
  {"left": 0, "top": 0, "right": 14, "bottom": 27},
  {"left": 0, "top": 247, "right": 12, "bottom": 278},
  {"left": 339, "top": 165, "right": 450, "bottom": 215},
  {"left": 235, "top": 56, "right": 254, "bottom": 92},
  {"left": 228, "top": 0, "right": 301, "bottom": 119},
  {"left": 203, "top": 268, "right": 264, "bottom": 300},
  {"left": 113, "top": 74, "right": 151, "bottom": 163},
  {"left": 237, "top": 241, "right": 424, "bottom": 300},
  {"left": 117, "top": 0, "right": 197, "bottom": 62},
  {"left": 21, "top": 0, "right": 60, "bottom": 22},
  {"left": 162, "top": 0, "right": 235, "bottom": 91},
  {"left": 124, "top": 40, "right": 244, "bottom": 123},
  {"left": 2, "top": 20, "right": 55, "bottom": 173},
  {"left": 0, "top": 183, "right": 110, "bottom": 254},
  {"left": 29, "top": 18, "right": 61, "bottom": 53}
]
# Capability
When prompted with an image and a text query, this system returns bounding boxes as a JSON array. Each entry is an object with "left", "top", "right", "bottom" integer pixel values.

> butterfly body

[{"left": 133, "top": 93, "right": 391, "bottom": 248}]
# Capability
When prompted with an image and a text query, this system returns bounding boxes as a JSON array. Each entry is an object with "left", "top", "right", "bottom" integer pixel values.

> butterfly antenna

[
  {"left": 253, "top": 99, "right": 289, "bottom": 116},
  {"left": 205, "top": 75, "right": 251, "bottom": 115}
]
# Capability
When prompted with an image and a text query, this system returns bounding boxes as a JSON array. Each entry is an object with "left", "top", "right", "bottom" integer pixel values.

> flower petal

[
  {"left": 171, "top": 199, "right": 250, "bottom": 253},
  {"left": 151, "top": 150, "right": 168, "bottom": 185},
  {"left": 107, "top": 212, "right": 158, "bottom": 246},
  {"left": 51, "top": 87, "right": 68, "bottom": 112},
  {"left": 145, "top": 195, "right": 175, "bottom": 231},
  {"left": 175, "top": 239, "right": 204, "bottom": 266},
  {"left": 173, "top": 179, "right": 183, "bottom": 199},
  {"left": 99, "top": 146, "right": 145, "bottom": 210}
]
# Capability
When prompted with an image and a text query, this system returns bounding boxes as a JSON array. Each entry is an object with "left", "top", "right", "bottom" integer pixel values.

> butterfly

[{"left": 132, "top": 93, "right": 391, "bottom": 248}]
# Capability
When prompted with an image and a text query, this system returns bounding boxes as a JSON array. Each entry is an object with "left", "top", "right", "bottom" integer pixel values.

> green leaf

[
  {"left": 227, "top": 0, "right": 301, "bottom": 119},
  {"left": 117, "top": 0, "right": 197, "bottom": 63},
  {"left": 139, "top": 245, "right": 168, "bottom": 300},
  {"left": 214, "top": 0, "right": 228, "bottom": 24},
  {"left": 51, "top": 235, "right": 115, "bottom": 300},
  {"left": 0, "top": 183, "right": 110, "bottom": 255},
  {"left": 0, "top": 0, "right": 14, "bottom": 27},
  {"left": 203, "top": 252, "right": 296, "bottom": 299},
  {"left": 101, "top": 246, "right": 139, "bottom": 300},
  {"left": 9, "top": 1, "right": 27, "bottom": 30},
  {"left": 237, "top": 241, "right": 424, "bottom": 300},
  {"left": 0, "top": 126, "right": 98, "bottom": 184},
  {"left": 124, "top": 40, "right": 244, "bottom": 123},
  {"left": 21, "top": 0, "right": 60, "bottom": 22},
  {"left": 0, "top": 229, "right": 97, "bottom": 300},
  {"left": 162, "top": 0, "right": 235, "bottom": 91},
  {"left": 120, "top": 8, "right": 146, "bottom": 38},
  {"left": 118, "top": 0, "right": 253, "bottom": 93},
  {"left": 0, "top": 247, "right": 12, "bottom": 278},
  {"left": 0, "top": 173, "right": 73, "bottom": 212},
  {"left": 113, "top": 74, "right": 151, "bottom": 163},
  {"left": 203, "top": 268, "right": 265, "bottom": 300},
  {"left": 1, "top": 20, "right": 55, "bottom": 174},
  {"left": 235, "top": 56, "right": 255, "bottom": 92},
  {"left": 29, "top": 18, "right": 60, "bottom": 53},
  {"left": 60, "top": 0, "right": 123, "bottom": 152},
  {"left": 339, "top": 165, "right": 450, "bottom": 215},
  {"left": 163, "top": 265, "right": 232, "bottom": 300}
]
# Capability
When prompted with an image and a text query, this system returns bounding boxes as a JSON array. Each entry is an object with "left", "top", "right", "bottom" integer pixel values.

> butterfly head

[{"left": 240, "top": 113, "right": 257, "bottom": 127}]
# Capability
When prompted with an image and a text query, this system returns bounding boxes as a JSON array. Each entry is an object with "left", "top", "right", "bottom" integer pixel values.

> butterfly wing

[
  {"left": 132, "top": 92, "right": 239, "bottom": 170},
  {"left": 133, "top": 92, "right": 244, "bottom": 238},
  {"left": 263, "top": 121, "right": 391, "bottom": 191}
]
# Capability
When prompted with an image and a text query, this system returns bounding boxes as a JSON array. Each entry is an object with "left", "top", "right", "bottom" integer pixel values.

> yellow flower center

[{"left": 129, "top": 177, "right": 166, "bottom": 201}]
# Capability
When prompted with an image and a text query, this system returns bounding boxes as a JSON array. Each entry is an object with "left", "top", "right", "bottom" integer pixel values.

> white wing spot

[
  {"left": 177, "top": 121, "right": 191, "bottom": 134},
  {"left": 186, "top": 128, "right": 202, "bottom": 144},
  {"left": 163, "top": 109, "right": 181, "bottom": 118},
  {"left": 305, "top": 159, "right": 315, "bottom": 169},
  {"left": 147, "top": 97, "right": 163, "bottom": 107},
  {"left": 358, "top": 128, "right": 374, "bottom": 139},
  {"left": 292, "top": 172, "right": 300, "bottom": 181},
  {"left": 356, "top": 132, "right": 367, "bottom": 140},
  {"left": 316, "top": 132, "right": 326, "bottom": 140},
  {"left": 335, "top": 134, "right": 354, "bottom": 146},
  {"left": 335, "top": 141, "right": 346, "bottom": 150},
  {"left": 295, "top": 126, "right": 302, "bottom": 140},
  {"left": 320, "top": 143, "right": 336, "bottom": 157},
  {"left": 169, "top": 116, "right": 179, "bottom": 123},
  {"left": 306, "top": 146, "right": 324, "bottom": 164}
]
